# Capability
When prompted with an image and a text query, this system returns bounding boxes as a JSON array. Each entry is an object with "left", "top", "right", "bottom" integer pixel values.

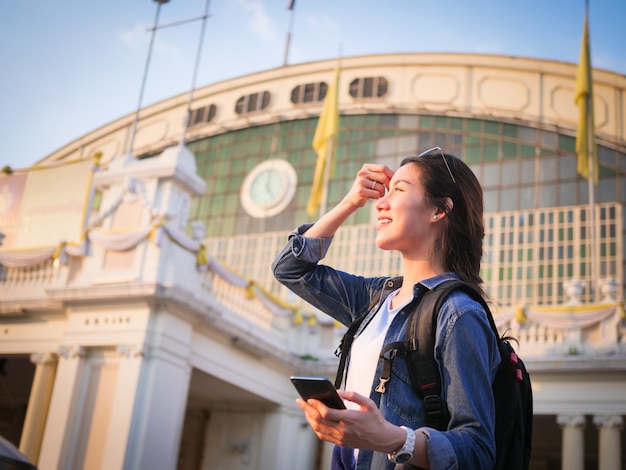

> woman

[{"left": 272, "top": 148, "right": 500, "bottom": 469}]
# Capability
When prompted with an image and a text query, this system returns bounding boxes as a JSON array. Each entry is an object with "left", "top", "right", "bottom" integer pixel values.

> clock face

[
  {"left": 241, "top": 159, "right": 297, "bottom": 218},
  {"left": 249, "top": 168, "right": 287, "bottom": 208}
]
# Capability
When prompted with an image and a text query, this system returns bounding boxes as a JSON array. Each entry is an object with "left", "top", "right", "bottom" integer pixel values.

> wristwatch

[{"left": 388, "top": 426, "right": 415, "bottom": 464}]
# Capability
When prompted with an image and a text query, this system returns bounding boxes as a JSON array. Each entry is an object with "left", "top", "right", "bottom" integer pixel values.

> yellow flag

[
  {"left": 574, "top": 14, "right": 598, "bottom": 182},
  {"left": 307, "top": 66, "right": 340, "bottom": 217}
]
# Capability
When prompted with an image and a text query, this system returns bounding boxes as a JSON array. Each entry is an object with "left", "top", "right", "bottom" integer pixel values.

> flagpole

[
  {"left": 588, "top": 115, "right": 598, "bottom": 303},
  {"left": 585, "top": 0, "right": 598, "bottom": 302},
  {"left": 283, "top": 1, "right": 296, "bottom": 66}
]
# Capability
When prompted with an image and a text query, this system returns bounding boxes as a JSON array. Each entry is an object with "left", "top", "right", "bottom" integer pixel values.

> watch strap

[{"left": 387, "top": 425, "right": 415, "bottom": 463}]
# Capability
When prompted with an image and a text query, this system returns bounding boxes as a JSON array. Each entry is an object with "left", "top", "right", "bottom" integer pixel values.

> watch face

[
  {"left": 241, "top": 159, "right": 297, "bottom": 218},
  {"left": 394, "top": 452, "right": 411, "bottom": 464}
]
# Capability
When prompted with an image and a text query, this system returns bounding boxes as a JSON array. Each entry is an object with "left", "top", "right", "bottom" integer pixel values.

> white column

[
  {"left": 100, "top": 344, "right": 146, "bottom": 469},
  {"left": 19, "top": 352, "right": 58, "bottom": 465},
  {"left": 38, "top": 345, "right": 86, "bottom": 470},
  {"left": 557, "top": 414, "right": 586, "bottom": 470},
  {"left": 122, "top": 346, "right": 192, "bottom": 469},
  {"left": 593, "top": 414, "right": 623, "bottom": 470}
]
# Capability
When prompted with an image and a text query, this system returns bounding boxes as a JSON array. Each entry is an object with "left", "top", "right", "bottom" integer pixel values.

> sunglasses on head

[{"left": 416, "top": 146, "right": 457, "bottom": 185}]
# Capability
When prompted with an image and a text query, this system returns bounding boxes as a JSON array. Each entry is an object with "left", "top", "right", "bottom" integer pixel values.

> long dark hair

[{"left": 401, "top": 149, "right": 485, "bottom": 296}]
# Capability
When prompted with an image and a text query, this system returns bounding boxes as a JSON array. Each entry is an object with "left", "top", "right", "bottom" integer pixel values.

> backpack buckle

[{"left": 423, "top": 394, "right": 442, "bottom": 419}]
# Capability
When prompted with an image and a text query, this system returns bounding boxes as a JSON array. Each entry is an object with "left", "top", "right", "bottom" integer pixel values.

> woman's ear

[{"left": 433, "top": 198, "right": 454, "bottom": 221}]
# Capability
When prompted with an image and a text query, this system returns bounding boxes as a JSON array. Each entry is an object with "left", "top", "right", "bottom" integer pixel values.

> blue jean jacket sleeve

[{"left": 272, "top": 224, "right": 386, "bottom": 326}]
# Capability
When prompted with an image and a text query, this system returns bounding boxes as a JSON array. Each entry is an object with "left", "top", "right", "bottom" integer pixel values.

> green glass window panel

[
  {"left": 221, "top": 216, "right": 235, "bottom": 236},
  {"left": 435, "top": 116, "right": 448, "bottom": 129},
  {"left": 211, "top": 195, "right": 225, "bottom": 213},
  {"left": 467, "top": 135, "right": 481, "bottom": 146},
  {"left": 558, "top": 264, "right": 564, "bottom": 276},
  {"left": 225, "top": 194, "right": 238, "bottom": 212},
  {"left": 502, "top": 123, "right": 518, "bottom": 138},
  {"left": 521, "top": 145, "right": 535, "bottom": 158},
  {"left": 450, "top": 117, "right": 464, "bottom": 131},
  {"left": 362, "top": 140, "right": 376, "bottom": 157},
  {"left": 248, "top": 139, "right": 261, "bottom": 155},
  {"left": 468, "top": 119, "right": 482, "bottom": 133},
  {"left": 364, "top": 130, "right": 377, "bottom": 141},
  {"left": 559, "top": 135, "right": 576, "bottom": 152},
  {"left": 466, "top": 146, "right": 481, "bottom": 164},
  {"left": 249, "top": 127, "right": 261, "bottom": 137},
  {"left": 351, "top": 115, "right": 365, "bottom": 127},
  {"left": 599, "top": 166, "right": 616, "bottom": 177},
  {"left": 213, "top": 178, "right": 226, "bottom": 192},
  {"left": 231, "top": 159, "right": 245, "bottom": 174},
  {"left": 227, "top": 177, "right": 241, "bottom": 192},
  {"left": 365, "top": 115, "right": 379, "bottom": 127},
  {"left": 580, "top": 263, "right": 587, "bottom": 276},
  {"left": 610, "top": 242, "right": 616, "bottom": 256},
  {"left": 484, "top": 143, "right": 499, "bottom": 161},
  {"left": 348, "top": 143, "right": 361, "bottom": 158},
  {"left": 222, "top": 133, "right": 235, "bottom": 145},
  {"left": 348, "top": 130, "right": 364, "bottom": 141},
  {"left": 420, "top": 115, "right": 434, "bottom": 128},
  {"left": 216, "top": 160, "right": 231, "bottom": 175},
  {"left": 538, "top": 265, "right": 544, "bottom": 279},
  {"left": 485, "top": 121, "right": 500, "bottom": 135},
  {"left": 502, "top": 141, "right": 517, "bottom": 159},
  {"left": 288, "top": 133, "right": 304, "bottom": 149},
  {"left": 219, "top": 146, "right": 231, "bottom": 159}
]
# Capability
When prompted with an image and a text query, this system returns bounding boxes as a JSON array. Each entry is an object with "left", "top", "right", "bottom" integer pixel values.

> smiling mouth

[{"left": 377, "top": 218, "right": 392, "bottom": 225}]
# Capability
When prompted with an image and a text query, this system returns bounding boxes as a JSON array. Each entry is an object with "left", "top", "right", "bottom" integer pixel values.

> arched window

[
  {"left": 349, "top": 76, "right": 388, "bottom": 99},
  {"left": 235, "top": 91, "right": 271, "bottom": 114}
]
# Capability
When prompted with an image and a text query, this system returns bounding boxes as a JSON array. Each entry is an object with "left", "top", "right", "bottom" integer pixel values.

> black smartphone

[{"left": 290, "top": 375, "right": 346, "bottom": 409}]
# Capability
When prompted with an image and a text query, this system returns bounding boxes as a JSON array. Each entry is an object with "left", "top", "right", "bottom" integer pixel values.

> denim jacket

[{"left": 272, "top": 225, "right": 501, "bottom": 470}]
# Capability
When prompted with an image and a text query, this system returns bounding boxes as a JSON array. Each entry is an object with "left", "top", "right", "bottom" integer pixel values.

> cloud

[{"left": 233, "top": 0, "right": 280, "bottom": 44}]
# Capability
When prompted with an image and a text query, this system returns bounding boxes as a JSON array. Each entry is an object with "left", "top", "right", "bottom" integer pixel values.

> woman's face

[{"left": 374, "top": 163, "right": 440, "bottom": 256}]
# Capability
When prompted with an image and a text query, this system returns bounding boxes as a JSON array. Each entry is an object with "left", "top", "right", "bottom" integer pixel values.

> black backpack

[{"left": 335, "top": 280, "right": 533, "bottom": 470}]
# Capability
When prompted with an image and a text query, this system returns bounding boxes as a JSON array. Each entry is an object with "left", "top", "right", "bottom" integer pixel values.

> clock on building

[{"left": 241, "top": 159, "right": 297, "bottom": 218}]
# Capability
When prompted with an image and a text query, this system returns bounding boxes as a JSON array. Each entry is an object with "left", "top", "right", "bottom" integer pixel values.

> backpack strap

[
  {"left": 406, "top": 279, "right": 493, "bottom": 429},
  {"left": 334, "top": 289, "right": 383, "bottom": 389}
]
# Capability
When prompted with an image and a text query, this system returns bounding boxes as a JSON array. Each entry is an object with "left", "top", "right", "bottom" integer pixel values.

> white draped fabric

[
  {"left": 253, "top": 285, "right": 294, "bottom": 317},
  {"left": 88, "top": 227, "right": 153, "bottom": 252},
  {"left": 525, "top": 305, "right": 619, "bottom": 329},
  {"left": 208, "top": 255, "right": 249, "bottom": 288},
  {"left": 162, "top": 223, "right": 201, "bottom": 252},
  {"left": 0, "top": 246, "right": 57, "bottom": 268}
]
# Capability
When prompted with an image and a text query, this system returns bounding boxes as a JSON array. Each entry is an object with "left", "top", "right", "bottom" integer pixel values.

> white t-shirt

[{"left": 344, "top": 289, "right": 413, "bottom": 410}]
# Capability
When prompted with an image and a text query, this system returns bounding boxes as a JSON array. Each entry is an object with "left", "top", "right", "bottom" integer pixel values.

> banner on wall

[
  {"left": 0, "top": 171, "right": 29, "bottom": 249},
  {"left": 0, "top": 160, "right": 93, "bottom": 250}
]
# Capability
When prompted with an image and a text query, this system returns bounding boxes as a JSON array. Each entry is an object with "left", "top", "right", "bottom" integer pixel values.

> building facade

[{"left": 1, "top": 53, "right": 625, "bottom": 469}]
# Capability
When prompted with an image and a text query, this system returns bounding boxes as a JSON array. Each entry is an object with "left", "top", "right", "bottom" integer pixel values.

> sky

[{"left": 1, "top": 0, "right": 625, "bottom": 171}]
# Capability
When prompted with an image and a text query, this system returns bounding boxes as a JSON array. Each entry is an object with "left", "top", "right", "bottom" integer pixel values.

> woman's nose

[{"left": 375, "top": 192, "right": 389, "bottom": 211}]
